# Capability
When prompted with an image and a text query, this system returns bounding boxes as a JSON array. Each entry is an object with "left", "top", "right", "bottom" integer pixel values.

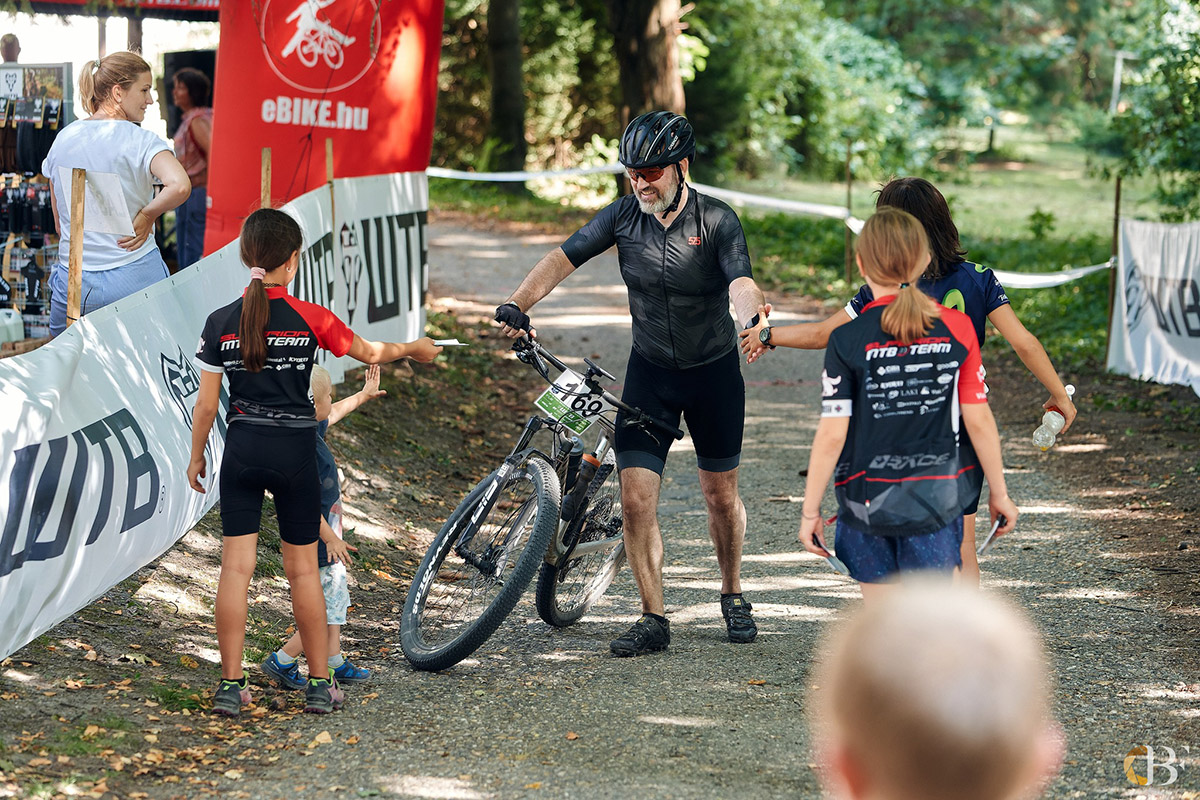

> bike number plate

[{"left": 534, "top": 369, "right": 614, "bottom": 435}]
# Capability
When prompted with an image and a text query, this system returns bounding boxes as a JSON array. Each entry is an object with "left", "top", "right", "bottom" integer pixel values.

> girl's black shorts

[{"left": 219, "top": 423, "right": 320, "bottom": 546}]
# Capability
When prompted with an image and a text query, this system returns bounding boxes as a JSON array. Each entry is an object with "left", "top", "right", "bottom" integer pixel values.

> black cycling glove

[{"left": 495, "top": 302, "right": 531, "bottom": 332}]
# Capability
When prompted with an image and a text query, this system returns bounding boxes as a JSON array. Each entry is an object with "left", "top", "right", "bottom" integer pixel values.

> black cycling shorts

[
  {"left": 219, "top": 424, "right": 320, "bottom": 546},
  {"left": 614, "top": 347, "right": 744, "bottom": 475}
]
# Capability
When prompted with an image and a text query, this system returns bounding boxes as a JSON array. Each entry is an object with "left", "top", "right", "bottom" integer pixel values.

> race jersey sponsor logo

[
  {"left": 869, "top": 451, "right": 951, "bottom": 470},
  {"left": 821, "top": 370, "right": 842, "bottom": 397}
]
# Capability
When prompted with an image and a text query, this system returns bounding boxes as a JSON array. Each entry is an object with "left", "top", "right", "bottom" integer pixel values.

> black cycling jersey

[
  {"left": 823, "top": 298, "right": 988, "bottom": 537},
  {"left": 560, "top": 188, "right": 753, "bottom": 370},
  {"left": 195, "top": 286, "right": 355, "bottom": 426}
]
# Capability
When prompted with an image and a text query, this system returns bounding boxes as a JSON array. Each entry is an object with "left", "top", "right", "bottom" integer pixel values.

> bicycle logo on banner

[
  {"left": 282, "top": 0, "right": 355, "bottom": 70},
  {"left": 257, "top": 0, "right": 381, "bottom": 93}
]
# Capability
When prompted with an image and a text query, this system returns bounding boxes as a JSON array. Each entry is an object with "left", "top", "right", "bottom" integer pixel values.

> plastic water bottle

[{"left": 1032, "top": 384, "right": 1075, "bottom": 451}]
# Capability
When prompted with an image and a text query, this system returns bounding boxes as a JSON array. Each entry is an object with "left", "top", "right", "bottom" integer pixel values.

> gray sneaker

[
  {"left": 304, "top": 675, "right": 345, "bottom": 714},
  {"left": 211, "top": 678, "right": 252, "bottom": 716},
  {"left": 609, "top": 614, "right": 670, "bottom": 657}
]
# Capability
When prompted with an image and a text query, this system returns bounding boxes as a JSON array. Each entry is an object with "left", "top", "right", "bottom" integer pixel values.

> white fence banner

[
  {"left": 1108, "top": 219, "right": 1200, "bottom": 397},
  {"left": 0, "top": 172, "right": 428, "bottom": 659}
]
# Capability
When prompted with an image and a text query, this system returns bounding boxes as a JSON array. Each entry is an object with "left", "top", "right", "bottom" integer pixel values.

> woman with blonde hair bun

[{"left": 42, "top": 50, "right": 190, "bottom": 337}]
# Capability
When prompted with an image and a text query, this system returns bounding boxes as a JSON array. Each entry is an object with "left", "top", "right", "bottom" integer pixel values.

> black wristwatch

[{"left": 759, "top": 325, "right": 775, "bottom": 349}]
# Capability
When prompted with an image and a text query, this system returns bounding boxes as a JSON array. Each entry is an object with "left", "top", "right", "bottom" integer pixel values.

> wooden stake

[
  {"left": 1106, "top": 174, "right": 1122, "bottom": 346},
  {"left": 326, "top": 138, "right": 337, "bottom": 249},
  {"left": 261, "top": 147, "right": 271, "bottom": 209},
  {"left": 844, "top": 139, "right": 853, "bottom": 284},
  {"left": 67, "top": 168, "right": 85, "bottom": 328}
]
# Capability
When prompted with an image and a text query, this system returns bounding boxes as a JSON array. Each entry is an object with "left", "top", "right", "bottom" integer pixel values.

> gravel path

[{"left": 219, "top": 218, "right": 1197, "bottom": 799}]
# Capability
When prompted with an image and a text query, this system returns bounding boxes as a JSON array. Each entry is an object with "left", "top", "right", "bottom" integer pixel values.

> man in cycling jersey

[{"left": 495, "top": 111, "right": 773, "bottom": 657}]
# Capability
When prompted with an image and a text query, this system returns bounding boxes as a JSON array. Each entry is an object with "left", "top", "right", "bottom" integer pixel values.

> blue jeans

[
  {"left": 175, "top": 186, "right": 208, "bottom": 269},
  {"left": 49, "top": 248, "right": 169, "bottom": 337}
]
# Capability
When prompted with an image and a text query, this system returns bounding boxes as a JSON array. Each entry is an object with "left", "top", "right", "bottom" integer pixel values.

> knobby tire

[{"left": 400, "top": 457, "right": 560, "bottom": 672}]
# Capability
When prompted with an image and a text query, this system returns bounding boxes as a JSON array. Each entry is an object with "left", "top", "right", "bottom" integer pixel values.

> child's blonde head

[
  {"left": 857, "top": 207, "right": 940, "bottom": 345},
  {"left": 813, "top": 582, "right": 1060, "bottom": 800},
  {"left": 310, "top": 365, "right": 333, "bottom": 421}
]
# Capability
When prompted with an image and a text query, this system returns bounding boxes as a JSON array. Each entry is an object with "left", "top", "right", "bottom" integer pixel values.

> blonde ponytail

[
  {"left": 857, "top": 207, "right": 941, "bottom": 345},
  {"left": 78, "top": 51, "right": 151, "bottom": 115}
]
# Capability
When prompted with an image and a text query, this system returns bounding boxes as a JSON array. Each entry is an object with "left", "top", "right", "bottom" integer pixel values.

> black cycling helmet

[{"left": 618, "top": 111, "right": 696, "bottom": 169}]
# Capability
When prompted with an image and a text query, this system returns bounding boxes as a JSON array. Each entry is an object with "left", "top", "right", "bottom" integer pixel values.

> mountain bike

[{"left": 399, "top": 336, "right": 683, "bottom": 672}]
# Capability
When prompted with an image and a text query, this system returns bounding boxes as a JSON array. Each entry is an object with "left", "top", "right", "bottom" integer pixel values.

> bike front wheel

[
  {"left": 535, "top": 450, "right": 625, "bottom": 628},
  {"left": 401, "top": 456, "right": 560, "bottom": 672}
]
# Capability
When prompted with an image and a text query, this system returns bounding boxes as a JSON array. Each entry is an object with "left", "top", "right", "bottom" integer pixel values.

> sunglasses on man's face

[{"left": 626, "top": 166, "right": 666, "bottom": 183}]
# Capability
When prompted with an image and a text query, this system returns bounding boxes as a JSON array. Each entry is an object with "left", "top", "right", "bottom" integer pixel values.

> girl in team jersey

[
  {"left": 797, "top": 207, "right": 1018, "bottom": 603},
  {"left": 745, "top": 176, "right": 1072, "bottom": 584},
  {"left": 187, "top": 208, "right": 441, "bottom": 716}
]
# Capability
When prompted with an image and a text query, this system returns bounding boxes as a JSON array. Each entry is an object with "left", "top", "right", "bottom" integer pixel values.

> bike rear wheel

[
  {"left": 401, "top": 456, "right": 560, "bottom": 671},
  {"left": 535, "top": 451, "right": 625, "bottom": 628}
]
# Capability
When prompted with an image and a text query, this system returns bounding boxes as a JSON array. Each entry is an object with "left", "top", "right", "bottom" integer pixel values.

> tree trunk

[
  {"left": 487, "top": 0, "right": 527, "bottom": 192},
  {"left": 607, "top": 0, "right": 685, "bottom": 193}
]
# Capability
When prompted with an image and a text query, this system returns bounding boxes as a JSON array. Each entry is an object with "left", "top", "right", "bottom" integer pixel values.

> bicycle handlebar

[{"left": 513, "top": 337, "right": 685, "bottom": 441}]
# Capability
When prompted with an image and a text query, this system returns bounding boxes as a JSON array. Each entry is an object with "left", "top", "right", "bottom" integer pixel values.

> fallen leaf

[
  {"left": 525, "top": 783, "right": 542, "bottom": 790},
  {"left": 180, "top": 655, "right": 200, "bottom": 669},
  {"left": 83, "top": 651, "right": 98, "bottom": 661},
  {"left": 83, "top": 725, "right": 100, "bottom": 738},
  {"left": 346, "top": 735, "right": 360, "bottom": 745},
  {"left": 748, "top": 679, "right": 766, "bottom": 686},
  {"left": 224, "top": 769, "right": 243, "bottom": 780},
  {"left": 27, "top": 758, "right": 51, "bottom": 766},
  {"left": 565, "top": 731, "right": 579, "bottom": 740},
  {"left": 144, "top": 734, "right": 158, "bottom": 743},
  {"left": 308, "top": 730, "right": 333, "bottom": 748}
]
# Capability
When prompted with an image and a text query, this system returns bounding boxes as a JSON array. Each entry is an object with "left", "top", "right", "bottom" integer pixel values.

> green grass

[
  {"left": 49, "top": 717, "right": 135, "bottom": 757},
  {"left": 148, "top": 682, "right": 204, "bottom": 712}
]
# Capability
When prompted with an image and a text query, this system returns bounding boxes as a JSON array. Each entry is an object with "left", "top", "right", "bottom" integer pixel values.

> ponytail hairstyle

[
  {"left": 79, "top": 51, "right": 151, "bottom": 115},
  {"left": 238, "top": 208, "right": 303, "bottom": 372},
  {"left": 857, "top": 207, "right": 941, "bottom": 345},
  {"left": 875, "top": 176, "right": 968, "bottom": 282}
]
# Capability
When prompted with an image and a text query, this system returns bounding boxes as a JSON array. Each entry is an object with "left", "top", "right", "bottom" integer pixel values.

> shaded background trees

[{"left": 432, "top": 0, "right": 1200, "bottom": 222}]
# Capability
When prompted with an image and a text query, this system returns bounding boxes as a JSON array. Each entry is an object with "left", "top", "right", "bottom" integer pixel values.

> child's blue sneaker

[
  {"left": 332, "top": 659, "right": 371, "bottom": 684},
  {"left": 261, "top": 652, "right": 305, "bottom": 690}
]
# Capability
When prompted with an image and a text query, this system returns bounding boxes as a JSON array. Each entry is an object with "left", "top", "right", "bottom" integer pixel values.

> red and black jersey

[
  {"left": 195, "top": 286, "right": 355, "bottom": 426},
  {"left": 821, "top": 297, "right": 987, "bottom": 537}
]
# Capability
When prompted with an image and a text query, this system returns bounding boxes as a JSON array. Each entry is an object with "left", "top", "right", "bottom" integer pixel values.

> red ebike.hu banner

[{"left": 204, "top": 0, "right": 444, "bottom": 254}]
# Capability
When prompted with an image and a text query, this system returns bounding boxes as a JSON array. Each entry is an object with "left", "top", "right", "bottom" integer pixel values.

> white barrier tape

[
  {"left": 993, "top": 259, "right": 1113, "bottom": 289},
  {"left": 429, "top": 164, "right": 1110, "bottom": 289},
  {"left": 427, "top": 164, "right": 624, "bottom": 182},
  {"left": 689, "top": 182, "right": 850, "bottom": 220}
]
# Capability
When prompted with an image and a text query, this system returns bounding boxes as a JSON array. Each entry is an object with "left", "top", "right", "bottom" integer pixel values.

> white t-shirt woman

[
  {"left": 43, "top": 119, "right": 172, "bottom": 270},
  {"left": 41, "top": 52, "right": 190, "bottom": 337}
]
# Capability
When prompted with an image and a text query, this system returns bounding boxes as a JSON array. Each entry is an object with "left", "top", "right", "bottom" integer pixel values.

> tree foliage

[
  {"left": 434, "top": 0, "right": 619, "bottom": 171},
  {"left": 686, "top": 0, "right": 928, "bottom": 180},
  {"left": 1105, "top": 1, "right": 1200, "bottom": 221}
]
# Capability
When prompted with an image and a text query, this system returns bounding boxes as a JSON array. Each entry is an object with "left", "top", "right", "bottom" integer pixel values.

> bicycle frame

[{"left": 448, "top": 336, "right": 681, "bottom": 577}]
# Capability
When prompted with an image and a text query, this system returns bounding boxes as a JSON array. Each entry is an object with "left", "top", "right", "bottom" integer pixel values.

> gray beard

[{"left": 637, "top": 191, "right": 672, "bottom": 215}]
